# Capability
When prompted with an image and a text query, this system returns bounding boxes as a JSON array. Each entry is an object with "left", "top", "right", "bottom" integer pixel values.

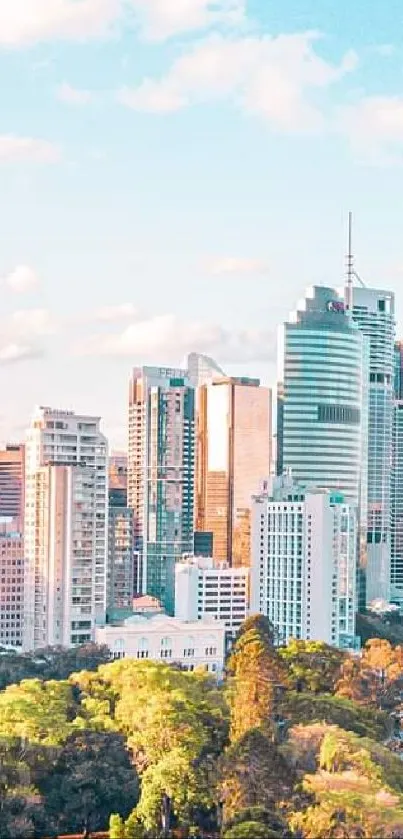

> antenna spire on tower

[{"left": 345, "top": 211, "right": 354, "bottom": 311}]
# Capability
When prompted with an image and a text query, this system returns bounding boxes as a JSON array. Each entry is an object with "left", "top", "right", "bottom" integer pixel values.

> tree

[
  {"left": 43, "top": 730, "right": 139, "bottom": 837},
  {"left": 336, "top": 640, "right": 403, "bottom": 711},
  {"left": 218, "top": 729, "right": 295, "bottom": 826},
  {"left": 0, "top": 643, "right": 110, "bottom": 690},
  {"left": 223, "top": 823, "right": 282, "bottom": 839},
  {"left": 282, "top": 691, "right": 389, "bottom": 741},
  {"left": 0, "top": 679, "right": 76, "bottom": 745},
  {"left": 226, "top": 615, "right": 288, "bottom": 742},
  {"left": 279, "top": 639, "right": 345, "bottom": 694}
]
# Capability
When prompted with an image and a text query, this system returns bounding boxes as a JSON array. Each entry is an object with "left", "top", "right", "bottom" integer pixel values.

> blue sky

[{"left": 1, "top": 0, "right": 403, "bottom": 448}]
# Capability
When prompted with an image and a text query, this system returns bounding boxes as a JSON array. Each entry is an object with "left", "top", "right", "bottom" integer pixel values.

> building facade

[
  {"left": 251, "top": 475, "right": 357, "bottom": 649},
  {"left": 0, "top": 519, "right": 24, "bottom": 649},
  {"left": 0, "top": 445, "right": 25, "bottom": 525},
  {"left": 128, "top": 367, "right": 195, "bottom": 615},
  {"left": 175, "top": 555, "right": 249, "bottom": 639},
  {"left": 23, "top": 407, "right": 108, "bottom": 650},
  {"left": 96, "top": 613, "right": 226, "bottom": 677},
  {"left": 196, "top": 377, "right": 271, "bottom": 568},
  {"left": 107, "top": 501, "right": 135, "bottom": 612},
  {"left": 351, "top": 288, "right": 395, "bottom": 604},
  {"left": 185, "top": 352, "right": 226, "bottom": 386},
  {"left": 391, "top": 401, "right": 403, "bottom": 605}
]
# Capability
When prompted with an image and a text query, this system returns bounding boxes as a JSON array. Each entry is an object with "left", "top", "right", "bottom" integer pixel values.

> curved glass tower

[{"left": 277, "top": 286, "right": 368, "bottom": 508}]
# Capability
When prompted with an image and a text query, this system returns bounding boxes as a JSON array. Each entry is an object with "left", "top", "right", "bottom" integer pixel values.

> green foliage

[
  {"left": 0, "top": 679, "right": 77, "bottom": 744},
  {"left": 279, "top": 639, "right": 345, "bottom": 693},
  {"left": 227, "top": 614, "right": 287, "bottom": 742},
  {"left": 0, "top": 643, "right": 110, "bottom": 689},
  {"left": 223, "top": 822, "right": 282, "bottom": 838},
  {"left": 282, "top": 691, "right": 389, "bottom": 741},
  {"left": 109, "top": 813, "right": 126, "bottom": 838}
]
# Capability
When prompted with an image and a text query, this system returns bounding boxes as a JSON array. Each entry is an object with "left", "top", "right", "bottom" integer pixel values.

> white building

[
  {"left": 95, "top": 613, "right": 226, "bottom": 676},
  {"left": 391, "top": 400, "right": 403, "bottom": 605},
  {"left": 351, "top": 287, "right": 395, "bottom": 605},
  {"left": 251, "top": 475, "right": 357, "bottom": 649},
  {"left": 23, "top": 407, "right": 108, "bottom": 651},
  {"left": 175, "top": 556, "right": 249, "bottom": 638}
]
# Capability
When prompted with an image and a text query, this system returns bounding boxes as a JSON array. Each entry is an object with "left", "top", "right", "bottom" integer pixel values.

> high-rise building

[
  {"left": 175, "top": 555, "right": 249, "bottom": 641},
  {"left": 0, "top": 518, "right": 24, "bottom": 649},
  {"left": 185, "top": 352, "right": 226, "bottom": 386},
  {"left": 128, "top": 367, "right": 195, "bottom": 615},
  {"left": 277, "top": 286, "right": 367, "bottom": 507},
  {"left": 109, "top": 452, "right": 128, "bottom": 491},
  {"left": 196, "top": 377, "right": 271, "bottom": 568},
  {"left": 107, "top": 477, "right": 135, "bottom": 611},
  {"left": 350, "top": 288, "right": 395, "bottom": 604},
  {"left": 0, "top": 444, "right": 25, "bottom": 525},
  {"left": 251, "top": 475, "right": 358, "bottom": 649},
  {"left": 23, "top": 407, "right": 108, "bottom": 650},
  {"left": 391, "top": 341, "right": 403, "bottom": 606}
]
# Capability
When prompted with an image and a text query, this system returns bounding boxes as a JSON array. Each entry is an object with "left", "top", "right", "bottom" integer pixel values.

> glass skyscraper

[
  {"left": 128, "top": 367, "right": 195, "bottom": 615},
  {"left": 351, "top": 288, "right": 395, "bottom": 604},
  {"left": 278, "top": 286, "right": 368, "bottom": 506},
  {"left": 391, "top": 341, "right": 403, "bottom": 605}
]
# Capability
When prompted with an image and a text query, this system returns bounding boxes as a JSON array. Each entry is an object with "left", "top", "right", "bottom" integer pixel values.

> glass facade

[
  {"left": 128, "top": 367, "right": 195, "bottom": 615},
  {"left": 196, "top": 378, "right": 271, "bottom": 568},
  {"left": 351, "top": 288, "right": 395, "bottom": 604}
]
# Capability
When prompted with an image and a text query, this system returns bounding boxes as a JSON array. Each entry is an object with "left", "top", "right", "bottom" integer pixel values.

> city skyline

[{"left": 2, "top": 1, "right": 403, "bottom": 448}]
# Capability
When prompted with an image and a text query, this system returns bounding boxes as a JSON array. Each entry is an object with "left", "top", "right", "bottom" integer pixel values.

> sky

[{"left": 1, "top": 0, "right": 403, "bottom": 450}]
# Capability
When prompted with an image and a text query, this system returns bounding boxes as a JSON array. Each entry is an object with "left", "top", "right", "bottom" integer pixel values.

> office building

[
  {"left": 175, "top": 555, "right": 249, "bottom": 639},
  {"left": 0, "top": 518, "right": 24, "bottom": 649},
  {"left": 350, "top": 288, "right": 395, "bottom": 604},
  {"left": 391, "top": 342, "right": 403, "bottom": 606},
  {"left": 128, "top": 367, "right": 195, "bottom": 615},
  {"left": 108, "top": 490, "right": 135, "bottom": 612},
  {"left": 395, "top": 342, "right": 403, "bottom": 401},
  {"left": 251, "top": 475, "right": 357, "bottom": 649},
  {"left": 277, "top": 286, "right": 367, "bottom": 505},
  {"left": 96, "top": 612, "right": 226, "bottom": 677},
  {"left": 0, "top": 445, "right": 25, "bottom": 524},
  {"left": 109, "top": 452, "right": 128, "bottom": 491},
  {"left": 186, "top": 352, "right": 226, "bottom": 386},
  {"left": 23, "top": 407, "right": 108, "bottom": 651},
  {"left": 196, "top": 377, "right": 271, "bottom": 568}
]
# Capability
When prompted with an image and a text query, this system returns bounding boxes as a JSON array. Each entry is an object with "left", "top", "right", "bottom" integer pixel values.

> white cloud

[
  {"left": 10, "top": 308, "right": 56, "bottom": 337},
  {"left": 0, "top": 0, "right": 244, "bottom": 48},
  {"left": 57, "top": 82, "right": 94, "bottom": 105},
  {"left": 117, "top": 33, "right": 357, "bottom": 131},
  {"left": 0, "top": 0, "right": 120, "bottom": 47},
  {"left": 129, "top": 0, "right": 245, "bottom": 42},
  {"left": 76, "top": 312, "right": 275, "bottom": 364},
  {"left": 340, "top": 96, "right": 403, "bottom": 161},
  {"left": 0, "top": 135, "right": 60, "bottom": 164},
  {"left": 93, "top": 303, "right": 137, "bottom": 321},
  {"left": 2, "top": 265, "right": 40, "bottom": 293},
  {"left": 210, "top": 256, "right": 269, "bottom": 275},
  {"left": 0, "top": 343, "right": 41, "bottom": 364}
]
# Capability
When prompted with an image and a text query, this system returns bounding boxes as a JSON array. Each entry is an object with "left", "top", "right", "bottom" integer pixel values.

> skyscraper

[
  {"left": 107, "top": 464, "right": 135, "bottom": 612},
  {"left": 23, "top": 407, "right": 108, "bottom": 650},
  {"left": 196, "top": 377, "right": 271, "bottom": 568},
  {"left": 277, "top": 286, "right": 367, "bottom": 506},
  {"left": 128, "top": 367, "right": 195, "bottom": 614},
  {"left": 186, "top": 352, "right": 226, "bottom": 386},
  {"left": 251, "top": 475, "right": 357, "bottom": 648},
  {"left": 0, "top": 518, "right": 24, "bottom": 649},
  {"left": 0, "top": 444, "right": 25, "bottom": 525},
  {"left": 350, "top": 288, "right": 395, "bottom": 604},
  {"left": 391, "top": 341, "right": 403, "bottom": 605}
]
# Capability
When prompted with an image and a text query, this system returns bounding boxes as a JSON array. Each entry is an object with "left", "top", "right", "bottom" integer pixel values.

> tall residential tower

[{"left": 128, "top": 367, "right": 195, "bottom": 614}]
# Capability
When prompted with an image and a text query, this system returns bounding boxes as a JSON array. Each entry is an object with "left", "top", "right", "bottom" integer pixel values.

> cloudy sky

[{"left": 1, "top": 0, "right": 403, "bottom": 449}]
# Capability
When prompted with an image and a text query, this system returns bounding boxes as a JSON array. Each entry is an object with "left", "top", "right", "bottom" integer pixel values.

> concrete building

[
  {"left": 96, "top": 612, "right": 226, "bottom": 677},
  {"left": 23, "top": 407, "right": 108, "bottom": 650},
  {"left": 251, "top": 475, "right": 358, "bottom": 649},
  {"left": 185, "top": 352, "right": 226, "bottom": 386},
  {"left": 108, "top": 498, "right": 135, "bottom": 612},
  {"left": 196, "top": 377, "right": 271, "bottom": 568},
  {"left": 351, "top": 288, "right": 395, "bottom": 604},
  {"left": 109, "top": 452, "right": 128, "bottom": 491},
  {"left": 391, "top": 400, "right": 403, "bottom": 606},
  {"left": 0, "top": 445, "right": 25, "bottom": 525},
  {"left": 128, "top": 367, "right": 195, "bottom": 615},
  {"left": 0, "top": 518, "right": 24, "bottom": 649},
  {"left": 175, "top": 555, "right": 249, "bottom": 639}
]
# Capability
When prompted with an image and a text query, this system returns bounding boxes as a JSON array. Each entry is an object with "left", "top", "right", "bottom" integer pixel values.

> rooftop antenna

[{"left": 344, "top": 211, "right": 366, "bottom": 312}]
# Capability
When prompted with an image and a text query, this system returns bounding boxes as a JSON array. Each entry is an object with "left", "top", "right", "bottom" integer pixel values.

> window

[{"left": 160, "top": 636, "right": 172, "bottom": 659}]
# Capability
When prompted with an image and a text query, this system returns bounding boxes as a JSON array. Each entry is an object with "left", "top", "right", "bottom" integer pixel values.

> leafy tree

[
  {"left": 279, "top": 639, "right": 345, "bottom": 694},
  {"left": 223, "top": 823, "right": 282, "bottom": 839},
  {"left": 227, "top": 615, "right": 288, "bottom": 742},
  {"left": 219, "top": 729, "right": 295, "bottom": 826},
  {"left": 0, "top": 643, "right": 110, "bottom": 689},
  {"left": 43, "top": 730, "right": 139, "bottom": 837},
  {"left": 0, "top": 679, "right": 76, "bottom": 745},
  {"left": 282, "top": 691, "right": 389, "bottom": 741},
  {"left": 337, "top": 640, "right": 403, "bottom": 711}
]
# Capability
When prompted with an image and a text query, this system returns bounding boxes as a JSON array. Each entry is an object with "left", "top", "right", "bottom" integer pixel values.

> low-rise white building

[
  {"left": 175, "top": 556, "right": 249, "bottom": 638},
  {"left": 95, "top": 612, "right": 226, "bottom": 676},
  {"left": 251, "top": 475, "right": 357, "bottom": 649}
]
